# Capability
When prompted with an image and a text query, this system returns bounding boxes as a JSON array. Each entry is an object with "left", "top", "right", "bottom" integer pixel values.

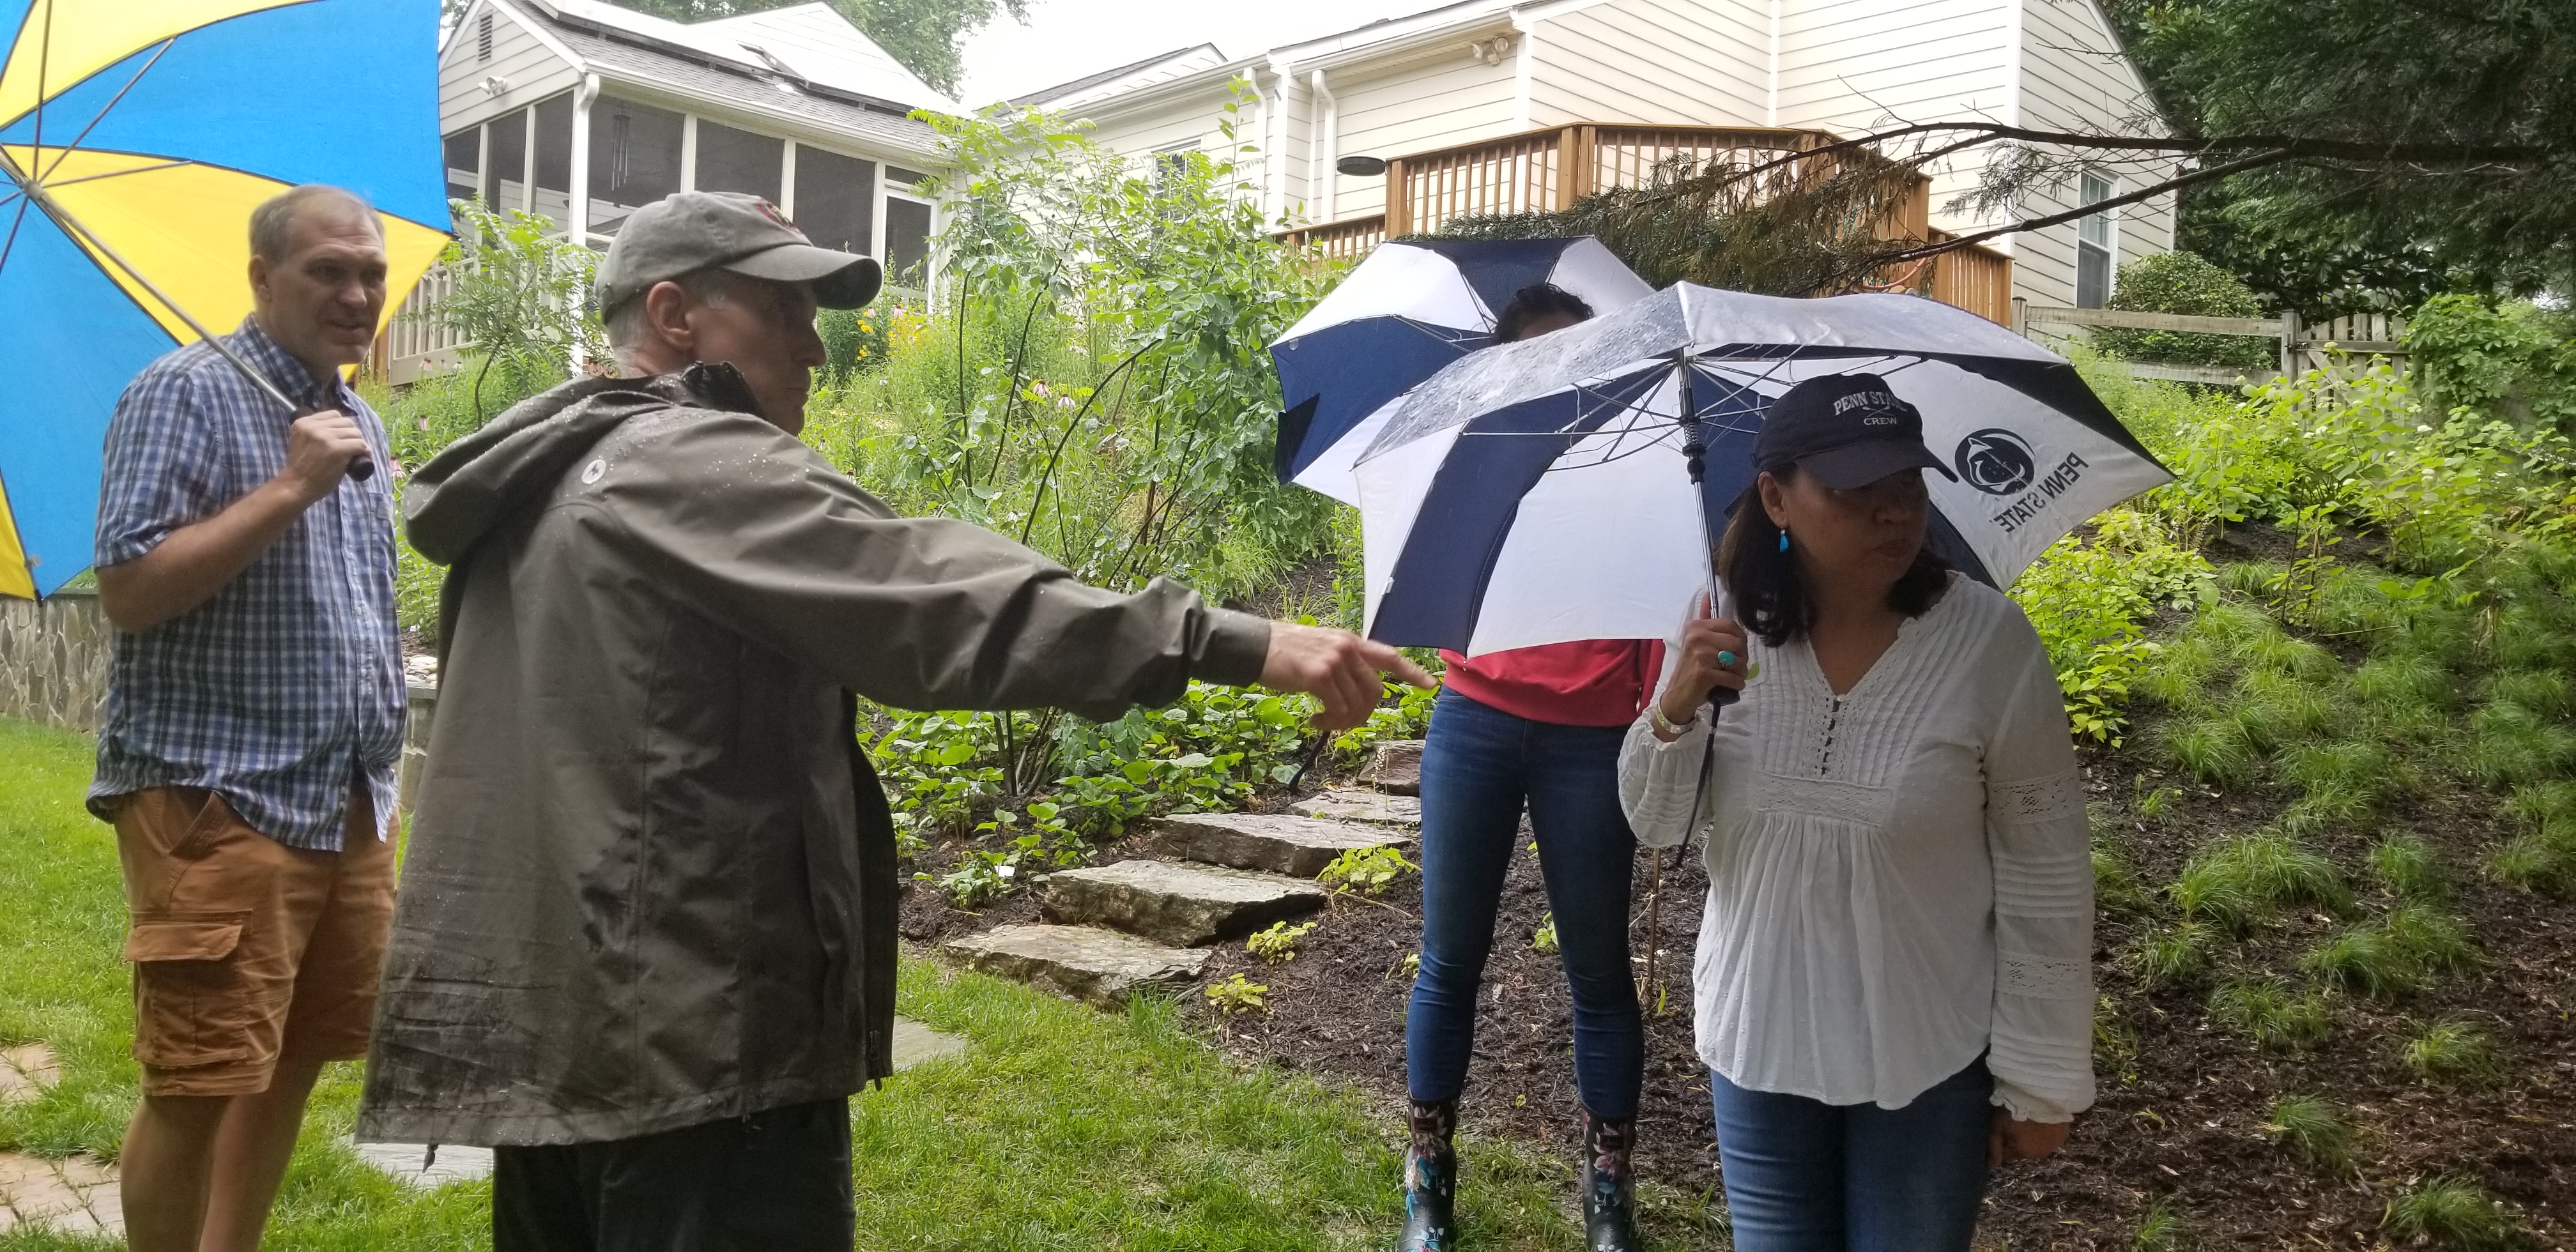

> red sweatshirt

[{"left": 1438, "top": 638, "right": 1666, "bottom": 728}]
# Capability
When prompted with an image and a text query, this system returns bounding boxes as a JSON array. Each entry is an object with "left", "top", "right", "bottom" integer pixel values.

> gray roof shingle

[{"left": 550, "top": 25, "right": 942, "bottom": 156}]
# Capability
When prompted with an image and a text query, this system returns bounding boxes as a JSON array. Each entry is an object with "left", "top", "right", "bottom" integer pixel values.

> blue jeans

[
  {"left": 1406, "top": 688, "right": 1642, "bottom": 1119},
  {"left": 1709, "top": 1057, "right": 1995, "bottom": 1251}
]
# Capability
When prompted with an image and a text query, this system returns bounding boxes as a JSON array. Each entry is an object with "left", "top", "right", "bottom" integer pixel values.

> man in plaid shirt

[{"left": 88, "top": 184, "right": 401, "bottom": 1252}]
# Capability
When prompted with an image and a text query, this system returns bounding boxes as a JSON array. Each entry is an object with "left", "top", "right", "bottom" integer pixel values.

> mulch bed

[{"left": 904, "top": 729, "right": 2576, "bottom": 1248}]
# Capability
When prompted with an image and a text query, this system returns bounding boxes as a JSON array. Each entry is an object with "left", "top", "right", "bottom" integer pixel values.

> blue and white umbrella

[
  {"left": 1270, "top": 236, "right": 1652, "bottom": 505},
  {"left": 1352, "top": 284, "right": 2174, "bottom": 655}
]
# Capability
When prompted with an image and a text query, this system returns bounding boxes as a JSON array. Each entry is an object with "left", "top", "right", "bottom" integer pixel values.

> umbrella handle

[
  {"left": 292, "top": 405, "right": 377, "bottom": 482},
  {"left": 1676, "top": 355, "right": 1738, "bottom": 712}
]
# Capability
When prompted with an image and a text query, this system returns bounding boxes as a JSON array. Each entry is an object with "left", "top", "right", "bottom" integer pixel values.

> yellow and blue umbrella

[{"left": 0, "top": 0, "right": 449, "bottom": 599}]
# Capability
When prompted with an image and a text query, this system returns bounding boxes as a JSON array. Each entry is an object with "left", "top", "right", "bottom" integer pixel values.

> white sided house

[
  {"left": 1016, "top": 0, "right": 2178, "bottom": 322},
  {"left": 393, "top": 0, "right": 953, "bottom": 379}
]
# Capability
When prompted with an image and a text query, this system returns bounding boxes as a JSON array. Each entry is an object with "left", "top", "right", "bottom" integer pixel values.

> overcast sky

[{"left": 957, "top": 1, "right": 1436, "bottom": 107}]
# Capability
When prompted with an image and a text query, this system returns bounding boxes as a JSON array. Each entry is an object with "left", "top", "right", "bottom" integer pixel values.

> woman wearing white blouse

[{"left": 1620, "top": 372, "right": 2093, "bottom": 1249}]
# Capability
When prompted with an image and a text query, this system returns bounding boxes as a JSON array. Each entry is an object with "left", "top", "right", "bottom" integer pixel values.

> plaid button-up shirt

[{"left": 88, "top": 319, "right": 404, "bottom": 851}]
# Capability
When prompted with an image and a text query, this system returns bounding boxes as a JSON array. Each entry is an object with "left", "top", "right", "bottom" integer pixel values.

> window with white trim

[{"left": 2075, "top": 169, "right": 2117, "bottom": 309}]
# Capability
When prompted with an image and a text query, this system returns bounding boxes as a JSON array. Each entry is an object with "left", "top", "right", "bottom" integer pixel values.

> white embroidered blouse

[{"left": 1618, "top": 576, "right": 2095, "bottom": 1122}]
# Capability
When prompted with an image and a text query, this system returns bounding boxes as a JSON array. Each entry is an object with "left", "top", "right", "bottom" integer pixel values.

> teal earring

[{"left": 1778, "top": 530, "right": 1791, "bottom": 553}]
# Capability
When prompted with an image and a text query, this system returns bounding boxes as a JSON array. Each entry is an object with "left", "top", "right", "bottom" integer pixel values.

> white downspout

[
  {"left": 1264, "top": 68, "right": 1288, "bottom": 221},
  {"left": 1308, "top": 69, "right": 1335, "bottom": 225},
  {"left": 567, "top": 72, "right": 599, "bottom": 372}
]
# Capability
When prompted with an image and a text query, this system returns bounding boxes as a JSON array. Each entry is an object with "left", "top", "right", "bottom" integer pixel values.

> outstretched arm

[{"left": 590, "top": 413, "right": 1425, "bottom": 722}]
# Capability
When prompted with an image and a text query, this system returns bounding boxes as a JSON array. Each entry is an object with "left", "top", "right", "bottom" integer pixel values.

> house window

[
  {"left": 793, "top": 146, "right": 875, "bottom": 256},
  {"left": 694, "top": 120, "right": 783, "bottom": 204},
  {"left": 885, "top": 167, "right": 928, "bottom": 192},
  {"left": 2075, "top": 169, "right": 2116, "bottom": 309},
  {"left": 588, "top": 96, "right": 684, "bottom": 236},
  {"left": 441, "top": 127, "right": 479, "bottom": 204},
  {"left": 486, "top": 107, "right": 528, "bottom": 212},
  {"left": 532, "top": 92, "right": 574, "bottom": 233},
  {"left": 884, "top": 195, "right": 932, "bottom": 289}
]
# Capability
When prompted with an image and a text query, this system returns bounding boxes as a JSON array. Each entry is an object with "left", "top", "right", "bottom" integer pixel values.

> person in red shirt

[{"left": 1396, "top": 283, "right": 1664, "bottom": 1252}]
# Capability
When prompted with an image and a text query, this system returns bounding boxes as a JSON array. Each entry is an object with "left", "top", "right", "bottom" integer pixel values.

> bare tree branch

[{"left": 1881, "top": 148, "right": 2297, "bottom": 261}]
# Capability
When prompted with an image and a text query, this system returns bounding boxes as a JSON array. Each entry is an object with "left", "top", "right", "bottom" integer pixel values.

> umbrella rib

[
  {"left": 38, "top": 40, "right": 181, "bottom": 184},
  {"left": 39, "top": 158, "right": 197, "bottom": 189}
]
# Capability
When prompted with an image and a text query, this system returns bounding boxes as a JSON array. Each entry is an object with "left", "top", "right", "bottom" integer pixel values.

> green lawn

[{"left": 0, "top": 718, "right": 1604, "bottom": 1251}]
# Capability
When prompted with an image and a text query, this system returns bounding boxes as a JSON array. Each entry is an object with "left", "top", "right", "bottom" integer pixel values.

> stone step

[
  {"left": 1154, "top": 810, "right": 1411, "bottom": 876},
  {"left": 1287, "top": 788, "right": 1422, "bottom": 828},
  {"left": 943, "top": 923, "right": 1209, "bottom": 1007},
  {"left": 1045, "top": 859, "right": 1326, "bottom": 947},
  {"left": 1365, "top": 739, "right": 1424, "bottom": 796}
]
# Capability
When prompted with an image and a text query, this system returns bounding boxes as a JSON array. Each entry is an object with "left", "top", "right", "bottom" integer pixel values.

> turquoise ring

[{"left": 1717, "top": 650, "right": 1739, "bottom": 667}]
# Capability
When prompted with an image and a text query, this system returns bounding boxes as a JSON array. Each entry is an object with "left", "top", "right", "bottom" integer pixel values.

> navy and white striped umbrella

[
  {"left": 1351, "top": 284, "right": 2174, "bottom": 655},
  {"left": 1269, "top": 236, "right": 1652, "bottom": 504}
]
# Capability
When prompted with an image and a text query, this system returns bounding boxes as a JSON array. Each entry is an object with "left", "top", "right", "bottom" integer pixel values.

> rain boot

[
  {"left": 1398, "top": 1098, "right": 1458, "bottom": 1251},
  {"left": 1579, "top": 1107, "right": 1641, "bottom": 1252}
]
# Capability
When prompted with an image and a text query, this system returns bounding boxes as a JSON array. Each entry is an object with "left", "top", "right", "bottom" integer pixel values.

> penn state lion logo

[{"left": 1954, "top": 429, "right": 2037, "bottom": 496}]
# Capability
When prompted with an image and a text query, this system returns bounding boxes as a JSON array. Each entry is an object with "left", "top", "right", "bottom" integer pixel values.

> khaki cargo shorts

[{"left": 111, "top": 785, "right": 396, "bottom": 1097}]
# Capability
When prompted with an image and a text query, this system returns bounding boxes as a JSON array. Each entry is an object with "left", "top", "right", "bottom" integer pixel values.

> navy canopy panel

[
  {"left": 1271, "top": 317, "right": 1485, "bottom": 482},
  {"left": 1407, "top": 237, "right": 1579, "bottom": 321}
]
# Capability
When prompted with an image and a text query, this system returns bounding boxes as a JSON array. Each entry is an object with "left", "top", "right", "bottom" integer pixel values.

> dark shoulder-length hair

[{"left": 1717, "top": 466, "right": 1952, "bottom": 648}]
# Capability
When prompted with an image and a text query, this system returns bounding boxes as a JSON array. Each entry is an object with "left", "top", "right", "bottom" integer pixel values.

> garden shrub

[{"left": 2094, "top": 250, "right": 2275, "bottom": 371}]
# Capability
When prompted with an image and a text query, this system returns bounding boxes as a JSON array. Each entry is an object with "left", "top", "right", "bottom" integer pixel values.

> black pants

[{"left": 493, "top": 1097, "right": 855, "bottom": 1252}]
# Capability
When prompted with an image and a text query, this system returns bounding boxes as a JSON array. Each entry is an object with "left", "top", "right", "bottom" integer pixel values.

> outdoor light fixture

[{"left": 1337, "top": 155, "right": 1387, "bottom": 177}]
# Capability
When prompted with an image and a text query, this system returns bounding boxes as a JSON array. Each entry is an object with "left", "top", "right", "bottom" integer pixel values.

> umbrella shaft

[{"left": 8, "top": 153, "right": 300, "bottom": 415}]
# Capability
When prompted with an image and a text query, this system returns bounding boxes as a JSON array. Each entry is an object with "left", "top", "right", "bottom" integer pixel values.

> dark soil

[{"left": 901, "top": 591, "right": 2576, "bottom": 1249}]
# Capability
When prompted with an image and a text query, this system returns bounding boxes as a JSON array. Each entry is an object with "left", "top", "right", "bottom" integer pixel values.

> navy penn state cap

[{"left": 1754, "top": 372, "right": 1959, "bottom": 489}]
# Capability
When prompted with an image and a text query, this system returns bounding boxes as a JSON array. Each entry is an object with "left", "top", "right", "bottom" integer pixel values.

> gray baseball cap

[{"left": 594, "top": 190, "right": 884, "bottom": 315}]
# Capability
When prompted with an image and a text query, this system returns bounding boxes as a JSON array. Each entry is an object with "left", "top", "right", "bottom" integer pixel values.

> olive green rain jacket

[{"left": 356, "top": 365, "right": 1268, "bottom": 1146}]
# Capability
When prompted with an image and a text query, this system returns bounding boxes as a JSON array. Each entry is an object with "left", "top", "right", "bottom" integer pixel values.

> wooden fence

[{"left": 2015, "top": 303, "right": 2409, "bottom": 385}]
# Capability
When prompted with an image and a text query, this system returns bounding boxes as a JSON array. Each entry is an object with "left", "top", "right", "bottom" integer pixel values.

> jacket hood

[{"left": 402, "top": 364, "right": 763, "bottom": 565}]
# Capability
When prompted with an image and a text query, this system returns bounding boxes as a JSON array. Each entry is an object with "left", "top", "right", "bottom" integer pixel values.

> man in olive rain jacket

[{"left": 355, "top": 191, "right": 1426, "bottom": 1250}]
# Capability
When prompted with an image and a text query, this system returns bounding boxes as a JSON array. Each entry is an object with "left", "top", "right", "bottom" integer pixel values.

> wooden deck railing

[
  {"left": 1278, "top": 123, "right": 2018, "bottom": 324},
  {"left": 1275, "top": 214, "right": 1386, "bottom": 263}
]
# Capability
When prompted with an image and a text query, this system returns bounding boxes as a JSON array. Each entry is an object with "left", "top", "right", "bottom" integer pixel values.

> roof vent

[
  {"left": 478, "top": 10, "right": 494, "bottom": 62},
  {"left": 740, "top": 43, "right": 801, "bottom": 79}
]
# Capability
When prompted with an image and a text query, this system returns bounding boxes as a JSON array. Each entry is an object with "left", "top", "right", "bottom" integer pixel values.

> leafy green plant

[
  {"left": 2400, "top": 1018, "right": 2506, "bottom": 1086},
  {"left": 937, "top": 848, "right": 1016, "bottom": 908},
  {"left": 1245, "top": 920, "right": 1317, "bottom": 965},
  {"left": 2011, "top": 510, "right": 2216, "bottom": 742},
  {"left": 2366, "top": 834, "right": 2447, "bottom": 899},
  {"left": 1204, "top": 973, "right": 1270, "bottom": 1018},
  {"left": 429, "top": 200, "right": 604, "bottom": 423},
  {"left": 2094, "top": 251, "right": 2275, "bottom": 371},
  {"left": 1331, "top": 678, "right": 1441, "bottom": 760},
  {"left": 2094, "top": 994, "right": 2141, "bottom": 1086},
  {"left": 2131, "top": 920, "right": 2213, "bottom": 989},
  {"left": 2216, "top": 560, "right": 2285, "bottom": 598},
  {"left": 2304, "top": 905, "right": 2475, "bottom": 998},
  {"left": 1317, "top": 846, "right": 1416, "bottom": 896},
  {"left": 2384, "top": 1173, "right": 2530, "bottom": 1251},
  {"left": 2094, "top": 832, "right": 2152, "bottom": 915},
  {"left": 2464, "top": 701, "right": 2576, "bottom": 788},
  {"left": 2172, "top": 833, "right": 2351, "bottom": 929},
  {"left": 2209, "top": 977, "right": 2333, "bottom": 1051},
  {"left": 2354, "top": 652, "right": 2453, "bottom": 712},
  {"left": 2483, "top": 668, "right": 2574, "bottom": 719},
  {"left": 2132, "top": 1198, "right": 2194, "bottom": 1252},
  {"left": 1531, "top": 913, "right": 1559, "bottom": 955},
  {"left": 2159, "top": 717, "right": 2258, "bottom": 788},
  {"left": 2262, "top": 1095, "right": 2358, "bottom": 1177}
]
